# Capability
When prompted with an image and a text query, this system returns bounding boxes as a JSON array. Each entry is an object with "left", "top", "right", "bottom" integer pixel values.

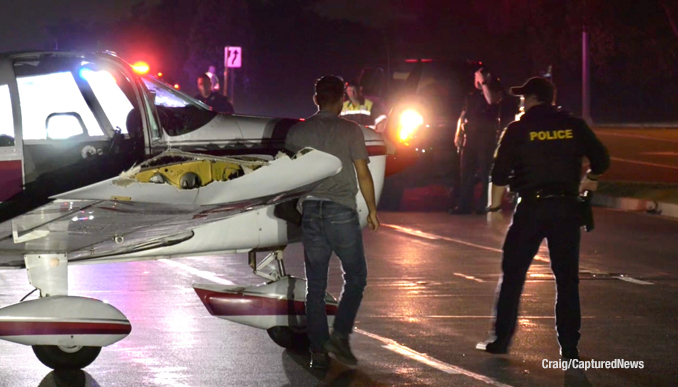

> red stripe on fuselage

[
  {"left": 0, "top": 160, "right": 22, "bottom": 201},
  {"left": 0, "top": 321, "right": 131, "bottom": 336},
  {"left": 366, "top": 145, "right": 387, "bottom": 156},
  {"left": 194, "top": 288, "right": 338, "bottom": 317}
]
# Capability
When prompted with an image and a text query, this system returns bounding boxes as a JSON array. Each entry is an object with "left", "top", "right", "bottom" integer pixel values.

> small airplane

[{"left": 0, "top": 50, "right": 424, "bottom": 370}]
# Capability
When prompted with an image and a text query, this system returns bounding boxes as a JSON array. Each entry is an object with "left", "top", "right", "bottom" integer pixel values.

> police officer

[
  {"left": 451, "top": 67, "right": 515, "bottom": 215},
  {"left": 477, "top": 77, "right": 609, "bottom": 360},
  {"left": 196, "top": 74, "right": 234, "bottom": 113}
]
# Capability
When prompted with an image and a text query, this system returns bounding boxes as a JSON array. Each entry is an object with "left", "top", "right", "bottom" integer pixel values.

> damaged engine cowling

[{"left": 135, "top": 159, "right": 251, "bottom": 189}]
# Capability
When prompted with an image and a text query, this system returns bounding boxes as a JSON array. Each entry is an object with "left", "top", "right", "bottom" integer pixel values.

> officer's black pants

[
  {"left": 457, "top": 134, "right": 496, "bottom": 212},
  {"left": 493, "top": 197, "right": 582, "bottom": 350}
]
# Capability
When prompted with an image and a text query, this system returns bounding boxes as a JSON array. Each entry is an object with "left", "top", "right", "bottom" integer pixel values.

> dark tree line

[{"left": 45, "top": 0, "right": 678, "bottom": 121}]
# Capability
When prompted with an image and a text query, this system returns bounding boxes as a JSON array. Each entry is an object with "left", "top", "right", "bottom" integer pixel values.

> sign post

[{"left": 224, "top": 46, "right": 242, "bottom": 105}]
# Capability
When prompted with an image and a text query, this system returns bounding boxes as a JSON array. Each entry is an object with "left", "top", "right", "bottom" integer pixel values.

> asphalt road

[
  {"left": 593, "top": 128, "right": 678, "bottom": 184},
  {"left": 0, "top": 209, "right": 676, "bottom": 386}
]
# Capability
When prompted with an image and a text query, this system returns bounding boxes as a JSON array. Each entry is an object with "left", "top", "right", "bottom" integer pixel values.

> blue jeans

[{"left": 301, "top": 200, "right": 368, "bottom": 352}]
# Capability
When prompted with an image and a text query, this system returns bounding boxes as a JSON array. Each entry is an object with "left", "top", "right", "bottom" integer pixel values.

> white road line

[
  {"left": 453, "top": 272, "right": 486, "bottom": 283},
  {"left": 615, "top": 276, "right": 654, "bottom": 285},
  {"left": 609, "top": 157, "right": 678, "bottom": 170},
  {"left": 383, "top": 224, "right": 652, "bottom": 286},
  {"left": 158, "top": 259, "right": 235, "bottom": 285},
  {"left": 362, "top": 315, "right": 596, "bottom": 319},
  {"left": 384, "top": 224, "right": 501, "bottom": 252},
  {"left": 159, "top": 259, "right": 513, "bottom": 385},
  {"left": 640, "top": 151, "right": 678, "bottom": 156},
  {"left": 383, "top": 224, "right": 550, "bottom": 262},
  {"left": 356, "top": 328, "right": 513, "bottom": 387},
  {"left": 596, "top": 131, "right": 678, "bottom": 144}
]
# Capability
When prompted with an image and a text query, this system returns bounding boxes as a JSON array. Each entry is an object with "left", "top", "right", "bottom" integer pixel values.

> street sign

[{"left": 225, "top": 46, "right": 242, "bottom": 68}]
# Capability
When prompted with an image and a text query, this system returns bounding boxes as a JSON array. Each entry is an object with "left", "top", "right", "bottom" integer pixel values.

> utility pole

[
  {"left": 230, "top": 69, "right": 236, "bottom": 106},
  {"left": 223, "top": 67, "right": 235, "bottom": 106},
  {"left": 582, "top": 24, "right": 592, "bottom": 124},
  {"left": 223, "top": 68, "right": 229, "bottom": 98},
  {"left": 581, "top": 0, "right": 592, "bottom": 124}
]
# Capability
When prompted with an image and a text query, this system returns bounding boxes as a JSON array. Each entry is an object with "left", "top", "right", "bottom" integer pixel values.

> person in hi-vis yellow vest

[{"left": 340, "top": 80, "right": 386, "bottom": 128}]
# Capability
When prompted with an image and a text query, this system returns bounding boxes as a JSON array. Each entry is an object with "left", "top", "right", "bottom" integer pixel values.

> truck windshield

[{"left": 141, "top": 77, "right": 216, "bottom": 136}]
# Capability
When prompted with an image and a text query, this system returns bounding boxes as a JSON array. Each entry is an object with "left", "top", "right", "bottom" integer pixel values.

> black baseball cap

[{"left": 509, "top": 77, "right": 555, "bottom": 103}]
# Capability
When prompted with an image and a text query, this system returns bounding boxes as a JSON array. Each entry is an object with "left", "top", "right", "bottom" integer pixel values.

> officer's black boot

[
  {"left": 560, "top": 347, "right": 579, "bottom": 360},
  {"left": 476, "top": 335, "right": 510, "bottom": 354}
]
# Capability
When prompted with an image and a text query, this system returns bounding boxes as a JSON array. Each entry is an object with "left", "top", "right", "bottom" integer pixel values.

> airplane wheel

[
  {"left": 32, "top": 345, "right": 101, "bottom": 370},
  {"left": 267, "top": 326, "right": 310, "bottom": 350}
]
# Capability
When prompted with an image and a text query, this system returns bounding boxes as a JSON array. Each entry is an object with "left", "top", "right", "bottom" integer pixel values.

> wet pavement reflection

[
  {"left": 37, "top": 370, "right": 100, "bottom": 387},
  {"left": 1, "top": 209, "right": 676, "bottom": 386},
  {"left": 281, "top": 350, "right": 390, "bottom": 387}
]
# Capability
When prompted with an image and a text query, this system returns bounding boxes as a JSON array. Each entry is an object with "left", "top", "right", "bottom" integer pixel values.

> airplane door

[
  {"left": 0, "top": 58, "right": 22, "bottom": 202},
  {"left": 12, "top": 55, "right": 140, "bottom": 184}
]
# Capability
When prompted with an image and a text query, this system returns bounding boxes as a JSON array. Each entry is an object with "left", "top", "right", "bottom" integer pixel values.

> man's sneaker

[
  {"left": 324, "top": 332, "right": 358, "bottom": 365},
  {"left": 476, "top": 338, "right": 509, "bottom": 354},
  {"left": 560, "top": 347, "right": 579, "bottom": 360},
  {"left": 309, "top": 351, "right": 330, "bottom": 369}
]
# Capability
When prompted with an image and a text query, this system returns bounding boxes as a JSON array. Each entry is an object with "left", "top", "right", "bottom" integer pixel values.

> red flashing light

[
  {"left": 299, "top": 118, "right": 305, "bottom": 121},
  {"left": 405, "top": 59, "right": 433, "bottom": 63},
  {"left": 157, "top": 72, "right": 163, "bottom": 77},
  {"left": 132, "top": 61, "right": 150, "bottom": 74},
  {"left": 173, "top": 84, "right": 180, "bottom": 89}
]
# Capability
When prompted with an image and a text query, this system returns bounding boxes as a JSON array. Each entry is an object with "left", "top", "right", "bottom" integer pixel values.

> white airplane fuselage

[{"left": 0, "top": 50, "right": 388, "bottom": 370}]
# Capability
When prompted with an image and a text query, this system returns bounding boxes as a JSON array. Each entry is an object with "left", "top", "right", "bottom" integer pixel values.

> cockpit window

[
  {"left": 141, "top": 77, "right": 205, "bottom": 109},
  {"left": 81, "top": 69, "right": 134, "bottom": 135},
  {"left": 17, "top": 71, "right": 104, "bottom": 140},
  {"left": 141, "top": 77, "right": 216, "bottom": 136},
  {"left": 13, "top": 55, "right": 146, "bottom": 142},
  {"left": 0, "top": 85, "right": 14, "bottom": 146}
]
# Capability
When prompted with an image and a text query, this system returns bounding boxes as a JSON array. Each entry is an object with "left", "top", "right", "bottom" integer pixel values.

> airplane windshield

[{"left": 141, "top": 77, "right": 216, "bottom": 137}]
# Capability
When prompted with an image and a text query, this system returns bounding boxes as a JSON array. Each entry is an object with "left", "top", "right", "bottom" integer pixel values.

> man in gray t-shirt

[
  {"left": 286, "top": 108, "right": 368, "bottom": 211},
  {"left": 285, "top": 75, "right": 379, "bottom": 369}
]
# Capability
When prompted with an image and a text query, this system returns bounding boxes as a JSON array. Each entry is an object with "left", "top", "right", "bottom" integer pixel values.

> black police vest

[{"left": 509, "top": 107, "right": 587, "bottom": 194}]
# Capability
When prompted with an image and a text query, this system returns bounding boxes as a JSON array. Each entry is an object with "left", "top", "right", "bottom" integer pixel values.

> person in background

[
  {"left": 451, "top": 67, "right": 513, "bottom": 215},
  {"left": 195, "top": 73, "right": 234, "bottom": 113},
  {"left": 341, "top": 79, "right": 387, "bottom": 129}
]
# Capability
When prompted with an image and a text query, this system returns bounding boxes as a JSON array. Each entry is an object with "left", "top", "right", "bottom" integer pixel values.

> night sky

[
  {"left": 1, "top": 0, "right": 677, "bottom": 122},
  {"left": 0, "top": 0, "right": 156, "bottom": 52}
]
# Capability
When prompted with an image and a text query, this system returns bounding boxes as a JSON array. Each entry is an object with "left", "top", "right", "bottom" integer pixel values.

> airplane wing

[{"left": 0, "top": 149, "right": 341, "bottom": 267}]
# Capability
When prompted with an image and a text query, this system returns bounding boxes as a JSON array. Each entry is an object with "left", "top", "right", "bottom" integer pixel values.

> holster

[{"left": 580, "top": 191, "right": 594, "bottom": 232}]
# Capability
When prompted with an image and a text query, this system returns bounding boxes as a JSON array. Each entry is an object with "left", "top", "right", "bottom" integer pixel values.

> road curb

[{"left": 593, "top": 195, "right": 678, "bottom": 219}]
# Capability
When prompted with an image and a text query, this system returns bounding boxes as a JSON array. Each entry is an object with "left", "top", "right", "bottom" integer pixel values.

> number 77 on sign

[{"left": 225, "top": 46, "right": 242, "bottom": 68}]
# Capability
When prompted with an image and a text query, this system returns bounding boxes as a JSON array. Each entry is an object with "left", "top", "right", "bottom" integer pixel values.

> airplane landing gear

[
  {"left": 32, "top": 345, "right": 102, "bottom": 370},
  {"left": 194, "top": 248, "right": 338, "bottom": 350},
  {"left": 0, "top": 254, "right": 131, "bottom": 370}
]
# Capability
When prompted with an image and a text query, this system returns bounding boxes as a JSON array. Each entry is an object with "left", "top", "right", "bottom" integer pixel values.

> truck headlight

[{"left": 399, "top": 109, "right": 423, "bottom": 142}]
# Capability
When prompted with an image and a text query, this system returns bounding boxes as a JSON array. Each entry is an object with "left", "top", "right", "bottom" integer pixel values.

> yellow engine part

[{"left": 135, "top": 160, "right": 242, "bottom": 189}]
